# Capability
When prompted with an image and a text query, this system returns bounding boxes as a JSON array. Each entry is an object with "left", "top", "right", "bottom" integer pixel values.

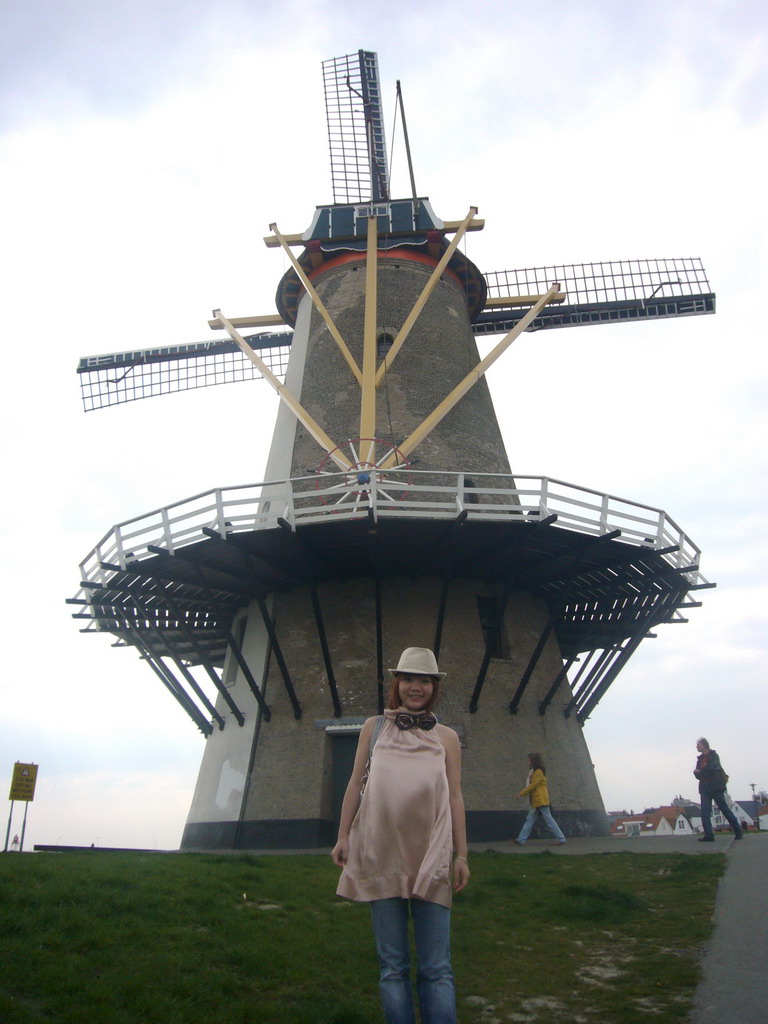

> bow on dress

[{"left": 394, "top": 712, "right": 437, "bottom": 731}]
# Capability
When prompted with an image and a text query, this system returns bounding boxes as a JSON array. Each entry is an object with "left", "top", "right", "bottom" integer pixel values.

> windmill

[{"left": 70, "top": 50, "right": 715, "bottom": 849}]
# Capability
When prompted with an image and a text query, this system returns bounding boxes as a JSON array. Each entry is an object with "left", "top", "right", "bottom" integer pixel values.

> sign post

[{"left": 4, "top": 763, "right": 38, "bottom": 853}]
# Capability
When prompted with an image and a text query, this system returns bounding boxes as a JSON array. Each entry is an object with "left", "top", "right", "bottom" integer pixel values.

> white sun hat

[{"left": 388, "top": 647, "right": 446, "bottom": 679}]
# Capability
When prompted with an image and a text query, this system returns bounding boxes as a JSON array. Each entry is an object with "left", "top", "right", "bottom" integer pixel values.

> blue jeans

[
  {"left": 370, "top": 897, "right": 456, "bottom": 1024},
  {"left": 700, "top": 788, "right": 742, "bottom": 838},
  {"left": 517, "top": 805, "right": 566, "bottom": 843}
]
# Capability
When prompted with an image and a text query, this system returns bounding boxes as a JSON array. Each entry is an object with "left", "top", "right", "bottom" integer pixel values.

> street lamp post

[{"left": 751, "top": 784, "right": 760, "bottom": 831}]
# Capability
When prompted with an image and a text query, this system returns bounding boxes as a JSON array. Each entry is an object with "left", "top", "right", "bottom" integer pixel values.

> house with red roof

[
  {"left": 611, "top": 806, "right": 696, "bottom": 838},
  {"left": 610, "top": 796, "right": 763, "bottom": 836}
]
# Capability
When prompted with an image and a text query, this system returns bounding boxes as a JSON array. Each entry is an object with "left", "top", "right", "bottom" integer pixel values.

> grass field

[{"left": 0, "top": 849, "right": 724, "bottom": 1024}]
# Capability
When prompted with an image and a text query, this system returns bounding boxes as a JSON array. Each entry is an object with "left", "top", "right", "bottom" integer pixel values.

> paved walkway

[
  {"left": 467, "top": 831, "right": 768, "bottom": 1024},
  {"left": 689, "top": 831, "right": 767, "bottom": 1024},
  {"left": 466, "top": 833, "right": 735, "bottom": 856}
]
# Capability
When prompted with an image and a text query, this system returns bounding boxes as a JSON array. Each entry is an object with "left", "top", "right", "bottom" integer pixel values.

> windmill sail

[
  {"left": 322, "top": 50, "right": 389, "bottom": 203},
  {"left": 477, "top": 257, "right": 715, "bottom": 334},
  {"left": 76, "top": 257, "right": 713, "bottom": 411},
  {"left": 77, "top": 332, "right": 291, "bottom": 411}
]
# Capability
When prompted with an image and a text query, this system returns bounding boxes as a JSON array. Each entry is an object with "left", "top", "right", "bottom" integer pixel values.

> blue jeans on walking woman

[
  {"left": 700, "top": 787, "right": 742, "bottom": 839},
  {"left": 370, "top": 897, "right": 456, "bottom": 1024},
  {"left": 517, "top": 804, "right": 566, "bottom": 844}
]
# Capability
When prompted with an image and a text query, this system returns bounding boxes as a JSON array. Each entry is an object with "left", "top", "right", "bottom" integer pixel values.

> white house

[
  {"left": 611, "top": 808, "right": 693, "bottom": 837},
  {"left": 732, "top": 800, "right": 758, "bottom": 829}
]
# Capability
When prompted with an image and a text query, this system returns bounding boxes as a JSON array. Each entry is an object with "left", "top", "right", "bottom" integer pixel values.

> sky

[{"left": 1, "top": 0, "right": 766, "bottom": 850}]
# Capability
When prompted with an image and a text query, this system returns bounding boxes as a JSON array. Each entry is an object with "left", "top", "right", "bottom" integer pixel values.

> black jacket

[{"left": 694, "top": 749, "right": 726, "bottom": 793}]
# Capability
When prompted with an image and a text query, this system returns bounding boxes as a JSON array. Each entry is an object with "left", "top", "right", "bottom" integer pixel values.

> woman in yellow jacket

[{"left": 514, "top": 753, "right": 566, "bottom": 846}]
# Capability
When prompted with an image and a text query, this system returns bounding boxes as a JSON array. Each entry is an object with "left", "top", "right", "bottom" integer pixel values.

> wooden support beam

[
  {"left": 564, "top": 647, "right": 614, "bottom": 718},
  {"left": 207, "top": 313, "right": 285, "bottom": 330},
  {"left": 360, "top": 215, "right": 378, "bottom": 462},
  {"left": 146, "top": 543, "right": 258, "bottom": 594},
  {"left": 510, "top": 548, "right": 588, "bottom": 714},
  {"left": 380, "top": 283, "right": 561, "bottom": 468},
  {"left": 483, "top": 293, "right": 565, "bottom": 309},
  {"left": 221, "top": 624, "right": 272, "bottom": 721},
  {"left": 212, "top": 309, "right": 353, "bottom": 471},
  {"left": 263, "top": 230, "right": 305, "bottom": 248},
  {"left": 442, "top": 217, "right": 484, "bottom": 234},
  {"left": 186, "top": 563, "right": 272, "bottom": 721},
  {"left": 127, "top": 587, "right": 226, "bottom": 730},
  {"left": 161, "top": 590, "right": 245, "bottom": 727},
  {"left": 538, "top": 657, "right": 577, "bottom": 715},
  {"left": 127, "top": 626, "right": 214, "bottom": 736},
  {"left": 255, "top": 595, "right": 302, "bottom": 720},
  {"left": 200, "top": 527, "right": 302, "bottom": 586},
  {"left": 308, "top": 582, "right": 342, "bottom": 718},
  {"left": 574, "top": 589, "right": 677, "bottom": 723},
  {"left": 375, "top": 207, "right": 478, "bottom": 386},
  {"left": 268, "top": 222, "right": 362, "bottom": 385}
]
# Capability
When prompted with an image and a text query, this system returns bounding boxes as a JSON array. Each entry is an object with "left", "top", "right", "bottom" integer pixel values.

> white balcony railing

[{"left": 76, "top": 470, "right": 704, "bottom": 592}]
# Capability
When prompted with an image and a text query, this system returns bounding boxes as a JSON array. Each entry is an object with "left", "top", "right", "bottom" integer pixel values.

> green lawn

[{"left": 0, "top": 849, "right": 724, "bottom": 1024}]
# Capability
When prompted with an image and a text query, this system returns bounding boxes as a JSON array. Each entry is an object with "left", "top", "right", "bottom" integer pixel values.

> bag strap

[
  {"left": 360, "top": 716, "right": 385, "bottom": 798},
  {"left": 369, "top": 715, "right": 385, "bottom": 754}
]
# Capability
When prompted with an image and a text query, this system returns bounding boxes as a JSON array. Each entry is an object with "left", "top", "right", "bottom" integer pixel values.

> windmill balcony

[{"left": 76, "top": 470, "right": 703, "bottom": 590}]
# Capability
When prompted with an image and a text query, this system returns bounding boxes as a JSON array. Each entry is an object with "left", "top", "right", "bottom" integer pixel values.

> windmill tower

[{"left": 71, "top": 51, "right": 716, "bottom": 849}]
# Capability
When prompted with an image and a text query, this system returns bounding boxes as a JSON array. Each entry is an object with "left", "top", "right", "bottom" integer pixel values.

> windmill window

[
  {"left": 476, "top": 595, "right": 508, "bottom": 659},
  {"left": 377, "top": 332, "right": 395, "bottom": 360},
  {"left": 356, "top": 204, "right": 389, "bottom": 219}
]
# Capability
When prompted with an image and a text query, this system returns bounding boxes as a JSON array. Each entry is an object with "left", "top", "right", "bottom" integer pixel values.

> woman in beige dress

[{"left": 331, "top": 647, "right": 469, "bottom": 1024}]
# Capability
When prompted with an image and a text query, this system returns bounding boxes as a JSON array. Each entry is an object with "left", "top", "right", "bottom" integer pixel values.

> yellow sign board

[{"left": 9, "top": 762, "right": 38, "bottom": 802}]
